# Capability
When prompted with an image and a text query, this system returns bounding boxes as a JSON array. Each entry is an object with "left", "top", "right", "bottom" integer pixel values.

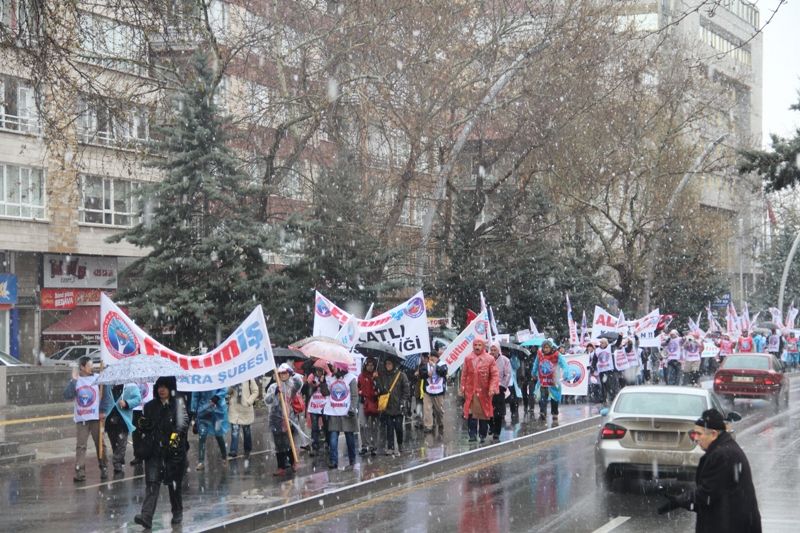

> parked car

[
  {"left": 714, "top": 352, "right": 789, "bottom": 410},
  {"left": 42, "top": 345, "right": 101, "bottom": 367},
  {"left": 0, "top": 349, "right": 30, "bottom": 366},
  {"left": 595, "top": 385, "right": 740, "bottom": 489}
]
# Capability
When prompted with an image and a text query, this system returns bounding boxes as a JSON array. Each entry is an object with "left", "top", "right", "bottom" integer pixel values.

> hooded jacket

[{"left": 460, "top": 350, "right": 499, "bottom": 419}]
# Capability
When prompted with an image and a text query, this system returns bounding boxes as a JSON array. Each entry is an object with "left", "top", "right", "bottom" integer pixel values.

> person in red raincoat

[{"left": 460, "top": 338, "right": 499, "bottom": 443}]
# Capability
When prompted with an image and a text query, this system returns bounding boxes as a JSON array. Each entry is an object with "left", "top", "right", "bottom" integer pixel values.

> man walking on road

[
  {"left": 461, "top": 339, "right": 499, "bottom": 444},
  {"left": 658, "top": 408, "right": 761, "bottom": 533},
  {"left": 63, "top": 356, "right": 112, "bottom": 482},
  {"left": 490, "top": 340, "right": 511, "bottom": 441}
]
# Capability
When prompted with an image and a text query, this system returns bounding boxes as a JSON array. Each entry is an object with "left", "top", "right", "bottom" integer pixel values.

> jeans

[
  {"left": 105, "top": 415, "right": 128, "bottom": 471},
  {"left": 229, "top": 424, "right": 252, "bottom": 456},
  {"left": 666, "top": 361, "right": 682, "bottom": 386},
  {"left": 491, "top": 392, "right": 506, "bottom": 437},
  {"left": 382, "top": 414, "right": 404, "bottom": 450},
  {"left": 328, "top": 431, "right": 356, "bottom": 467},
  {"left": 272, "top": 430, "right": 295, "bottom": 469},
  {"left": 310, "top": 413, "right": 327, "bottom": 451},
  {"left": 467, "top": 416, "right": 489, "bottom": 440},
  {"left": 600, "top": 371, "right": 620, "bottom": 404},
  {"left": 198, "top": 431, "right": 226, "bottom": 463}
]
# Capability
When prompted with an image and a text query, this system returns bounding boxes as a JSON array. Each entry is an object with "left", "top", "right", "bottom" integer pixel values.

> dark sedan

[{"left": 714, "top": 352, "right": 789, "bottom": 410}]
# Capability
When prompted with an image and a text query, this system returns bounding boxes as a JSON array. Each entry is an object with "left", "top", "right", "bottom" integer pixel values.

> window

[
  {"left": 78, "top": 12, "right": 147, "bottom": 75},
  {"left": 77, "top": 97, "right": 150, "bottom": 145},
  {"left": 0, "top": 77, "right": 40, "bottom": 134},
  {"left": 367, "top": 126, "right": 390, "bottom": 168},
  {"left": 80, "top": 175, "right": 141, "bottom": 226},
  {"left": 0, "top": 162, "right": 45, "bottom": 220},
  {"left": 700, "top": 25, "right": 751, "bottom": 66},
  {"left": 208, "top": 0, "right": 227, "bottom": 36},
  {"left": 212, "top": 76, "right": 228, "bottom": 112}
]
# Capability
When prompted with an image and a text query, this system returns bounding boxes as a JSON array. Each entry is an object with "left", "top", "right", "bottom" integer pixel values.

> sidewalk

[{"left": 0, "top": 396, "right": 599, "bottom": 532}]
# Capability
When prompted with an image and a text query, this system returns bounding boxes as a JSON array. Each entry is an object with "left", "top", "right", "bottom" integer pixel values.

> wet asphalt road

[
  {"left": 0, "top": 395, "right": 596, "bottom": 532},
  {"left": 269, "top": 381, "right": 800, "bottom": 533}
]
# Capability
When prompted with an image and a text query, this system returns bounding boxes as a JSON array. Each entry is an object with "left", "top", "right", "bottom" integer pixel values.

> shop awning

[{"left": 43, "top": 306, "right": 101, "bottom": 336}]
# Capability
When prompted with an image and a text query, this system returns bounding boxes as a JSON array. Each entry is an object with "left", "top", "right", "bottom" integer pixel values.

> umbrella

[
  {"left": 520, "top": 337, "right": 546, "bottom": 348},
  {"left": 355, "top": 341, "right": 400, "bottom": 359},
  {"left": 96, "top": 354, "right": 190, "bottom": 385},
  {"left": 272, "top": 347, "right": 307, "bottom": 361},
  {"left": 500, "top": 342, "right": 531, "bottom": 358},
  {"left": 290, "top": 337, "right": 355, "bottom": 366}
]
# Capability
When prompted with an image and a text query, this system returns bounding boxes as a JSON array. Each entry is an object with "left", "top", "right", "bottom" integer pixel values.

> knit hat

[{"left": 694, "top": 408, "right": 726, "bottom": 431}]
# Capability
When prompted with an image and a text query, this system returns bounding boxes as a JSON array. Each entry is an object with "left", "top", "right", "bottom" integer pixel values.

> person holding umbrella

[
  {"left": 323, "top": 361, "right": 359, "bottom": 469},
  {"left": 265, "top": 363, "right": 303, "bottom": 475},
  {"left": 375, "top": 357, "right": 410, "bottom": 456},
  {"left": 134, "top": 376, "right": 189, "bottom": 529}
]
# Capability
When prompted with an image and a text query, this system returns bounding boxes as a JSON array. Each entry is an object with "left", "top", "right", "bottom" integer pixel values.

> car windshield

[
  {"left": 723, "top": 356, "right": 769, "bottom": 370},
  {"left": 614, "top": 392, "right": 707, "bottom": 417},
  {"left": 0, "top": 350, "right": 20, "bottom": 365}
]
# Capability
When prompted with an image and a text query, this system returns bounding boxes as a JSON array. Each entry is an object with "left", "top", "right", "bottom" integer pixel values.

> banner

[
  {"left": 591, "top": 306, "right": 660, "bottom": 344},
  {"left": 442, "top": 311, "right": 490, "bottom": 376},
  {"left": 0, "top": 273, "right": 17, "bottom": 305},
  {"left": 566, "top": 294, "right": 578, "bottom": 346},
  {"left": 516, "top": 329, "right": 532, "bottom": 343},
  {"left": 702, "top": 341, "right": 720, "bottom": 359},
  {"left": 41, "top": 288, "right": 103, "bottom": 310},
  {"left": 100, "top": 294, "right": 275, "bottom": 392},
  {"left": 313, "top": 291, "right": 430, "bottom": 357},
  {"left": 591, "top": 306, "right": 620, "bottom": 339},
  {"left": 561, "top": 354, "right": 589, "bottom": 396},
  {"left": 44, "top": 254, "right": 117, "bottom": 289}
]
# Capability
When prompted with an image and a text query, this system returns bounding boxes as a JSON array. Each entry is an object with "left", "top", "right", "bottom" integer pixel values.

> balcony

[{"left": 0, "top": 113, "right": 41, "bottom": 135}]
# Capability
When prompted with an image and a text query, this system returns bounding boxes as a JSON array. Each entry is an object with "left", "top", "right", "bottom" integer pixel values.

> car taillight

[
  {"left": 601, "top": 423, "right": 627, "bottom": 439},
  {"left": 764, "top": 377, "right": 775, "bottom": 386},
  {"left": 714, "top": 376, "right": 723, "bottom": 385}
]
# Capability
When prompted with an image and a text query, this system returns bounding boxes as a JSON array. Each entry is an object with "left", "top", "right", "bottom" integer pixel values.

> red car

[{"left": 714, "top": 352, "right": 789, "bottom": 410}]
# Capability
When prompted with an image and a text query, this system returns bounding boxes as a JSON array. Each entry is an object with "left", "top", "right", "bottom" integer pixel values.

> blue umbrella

[
  {"left": 96, "top": 354, "right": 190, "bottom": 385},
  {"left": 520, "top": 337, "right": 546, "bottom": 348}
]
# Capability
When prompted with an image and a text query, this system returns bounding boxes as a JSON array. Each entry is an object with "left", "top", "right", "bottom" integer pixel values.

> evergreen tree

[{"left": 111, "top": 55, "right": 281, "bottom": 352}]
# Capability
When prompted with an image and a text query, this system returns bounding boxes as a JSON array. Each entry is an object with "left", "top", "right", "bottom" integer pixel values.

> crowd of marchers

[{"left": 61, "top": 323, "right": 781, "bottom": 530}]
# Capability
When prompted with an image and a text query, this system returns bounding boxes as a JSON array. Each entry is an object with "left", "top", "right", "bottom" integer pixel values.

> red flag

[{"left": 466, "top": 308, "right": 477, "bottom": 324}]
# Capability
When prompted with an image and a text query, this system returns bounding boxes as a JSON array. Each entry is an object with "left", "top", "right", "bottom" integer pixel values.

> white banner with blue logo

[
  {"left": 100, "top": 294, "right": 276, "bottom": 392},
  {"left": 561, "top": 354, "right": 590, "bottom": 396},
  {"left": 73, "top": 376, "right": 101, "bottom": 422},
  {"left": 0, "top": 273, "right": 17, "bottom": 305},
  {"left": 441, "top": 311, "right": 490, "bottom": 376},
  {"left": 313, "top": 291, "right": 431, "bottom": 358}
]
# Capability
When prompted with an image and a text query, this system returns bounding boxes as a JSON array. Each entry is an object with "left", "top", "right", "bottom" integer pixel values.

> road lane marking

[
  {"left": 0, "top": 414, "right": 72, "bottom": 426},
  {"left": 592, "top": 516, "right": 631, "bottom": 533}
]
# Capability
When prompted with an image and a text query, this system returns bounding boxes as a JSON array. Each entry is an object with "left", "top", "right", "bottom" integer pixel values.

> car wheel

[
  {"left": 596, "top": 465, "right": 619, "bottom": 491},
  {"left": 783, "top": 389, "right": 790, "bottom": 408},
  {"left": 772, "top": 392, "right": 781, "bottom": 413},
  {"left": 725, "top": 395, "right": 735, "bottom": 405}
]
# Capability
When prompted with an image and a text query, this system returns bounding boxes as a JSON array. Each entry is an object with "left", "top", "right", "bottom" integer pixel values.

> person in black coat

[
  {"left": 658, "top": 409, "right": 761, "bottom": 533},
  {"left": 134, "top": 376, "right": 189, "bottom": 530}
]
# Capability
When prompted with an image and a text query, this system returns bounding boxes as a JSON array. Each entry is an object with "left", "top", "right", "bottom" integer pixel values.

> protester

[
  {"left": 517, "top": 349, "right": 533, "bottom": 412},
  {"left": 419, "top": 350, "right": 448, "bottom": 436},
  {"left": 323, "top": 362, "right": 359, "bottom": 469},
  {"left": 753, "top": 331, "right": 766, "bottom": 353},
  {"left": 736, "top": 329, "right": 754, "bottom": 353},
  {"left": 490, "top": 340, "right": 511, "bottom": 440},
  {"left": 190, "top": 388, "right": 229, "bottom": 471},
  {"left": 105, "top": 381, "right": 142, "bottom": 475},
  {"left": 783, "top": 331, "right": 799, "bottom": 370},
  {"left": 766, "top": 328, "right": 781, "bottom": 357},
  {"left": 682, "top": 334, "right": 702, "bottom": 386},
  {"left": 358, "top": 357, "right": 381, "bottom": 455},
  {"left": 375, "top": 358, "right": 410, "bottom": 456},
  {"left": 594, "top": 338, "right": 617, "bottom": 404},
  {"left": 134, "top": 376, "right": 188, "bottom": 529},
  {"left": 63, "top": 356, "right": 112, "bottom": 482},
  {"left": 460, "top": 339, "right": 499, "bottom": 443},
  {"left": 532, "top": 340, "right": 568, "bottom": 420},
  {"left": 507, "top": 350, "right": 522, "bottom": 418},
  {"left": 663, "top": 330, "right": 684, "bottom": 386},
  {"left": 658, "top": 409, "right": 761, "bottom": 533},
  {"left": 306, "top": 364, "right": 329, "bottom": 457},
  {"left": 226, "top": 378, "right": 258, "bottom": 459},
  {"left": 265, "top": 363, "right": 303, "bottom": 475}
]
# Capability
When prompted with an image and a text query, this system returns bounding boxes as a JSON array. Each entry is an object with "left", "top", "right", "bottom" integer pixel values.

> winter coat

[
  {"left": 357, "top": 372, "right": 380, "bottom": 416},
  {"left": 326, "top": 376, "right": 359, "bottom": 433},
  {"left": 460, "top": 352, "right": 499, "bottom": 420},
  {"left": 105, "top": 383, "right": 142, "bottom": 433},
  {"left": 227, "top": 379, "right": 259, "bottom": 426},
  {"left": 190, "top": 388, "right": 229, "bottom": 437},
  {"left": 142, "top": 394, "right": 189, "bottom": 484},
  {"left": 688, "top": 431, "right": 761, "bottom": 533},
  {"left": 265, "top": 374, "right": 303, "bottom": 433},
  {"left": 374, "top": 368, "right": 410, "bottom": 416}
]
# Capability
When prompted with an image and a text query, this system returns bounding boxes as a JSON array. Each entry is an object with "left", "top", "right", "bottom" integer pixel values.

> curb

[{"left": 200, "top": 415, "right": 601, "bottom": 532}]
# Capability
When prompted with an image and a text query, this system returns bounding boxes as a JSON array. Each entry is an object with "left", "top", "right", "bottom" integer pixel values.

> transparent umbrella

[
  {"left": 96, "top": 354, "right": 190, "bottom": 385},
  {"left": 290, "top": 336, "right": 355, "bottom": 366}
]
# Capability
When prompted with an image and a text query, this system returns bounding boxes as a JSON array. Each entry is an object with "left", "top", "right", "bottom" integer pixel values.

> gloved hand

[
  {"left": 657, "top": 490, "right": 691, "bottom": 514},
  {"left": 347, "top": 408, "right": 356, "bottom": 417},
  {"left": 499, "top": 386, "right": 507, "bottom": 395}
]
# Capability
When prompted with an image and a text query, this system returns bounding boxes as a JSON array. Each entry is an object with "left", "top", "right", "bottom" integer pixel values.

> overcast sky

[{"left": 759, "top": 0, "right": 800, "bottom": 146}]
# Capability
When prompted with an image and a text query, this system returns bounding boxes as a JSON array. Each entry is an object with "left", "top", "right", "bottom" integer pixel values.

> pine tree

[{"left": 111, "top": 54, "right": 281, "bottom": 353}]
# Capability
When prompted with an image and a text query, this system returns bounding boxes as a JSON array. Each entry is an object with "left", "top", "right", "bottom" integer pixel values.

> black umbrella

[
  {"left": 500, "top": 342, "right": 531, "bottom": 359},
  {"left": 356, "top": 341, "right": 401, "bottom": 362},
  {"left": 272, "top": 347, "right": 308, "bottom": 361}
]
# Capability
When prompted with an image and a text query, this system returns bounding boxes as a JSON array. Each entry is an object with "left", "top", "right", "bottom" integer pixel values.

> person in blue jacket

[
  {"left": 190, "top": 388, "right": 229, "bottom": 470},
  {"left": 531, "top": 340, "right": 570, "bottom": 421},
  {"left": 105, "top": 382, "right": 142, "bottom": 475}
]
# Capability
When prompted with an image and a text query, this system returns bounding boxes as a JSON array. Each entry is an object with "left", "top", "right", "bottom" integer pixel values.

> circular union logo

[
  {"left": 541, "top": 359, "right": 554, "bottom": 376},
  {"left": 315, "top": 299, "right": 332, "bottom": 317},
  {"left": 475, "top": 321, "right": 487, "bottom": 335},
  {"left": 138, "top": 382, "right": 151, "bottom": 400},
  {"left": 76, "top": 385, "right": 97, "bottom": 408},
  {"left": 564, "top": 360, "right": 585, "bottom": 386},
  {"left": 330, "top": 381, "right": 349, "bottom": 402},
  {"left": 103, "top": 312, "right": 140, "bottom": 360},
  {"left": 404, "top": 297, "right": 425, "bottom": 318}
]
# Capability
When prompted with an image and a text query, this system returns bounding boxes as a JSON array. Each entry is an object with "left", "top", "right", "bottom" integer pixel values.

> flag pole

[{"left": 98, "top": 361, "right": 105, "bottom": 461}]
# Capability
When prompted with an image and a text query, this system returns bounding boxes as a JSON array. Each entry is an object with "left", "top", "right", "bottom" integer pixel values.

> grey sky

[{"left": 760, "top": 0, "right": 800, "bottom": 146}]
